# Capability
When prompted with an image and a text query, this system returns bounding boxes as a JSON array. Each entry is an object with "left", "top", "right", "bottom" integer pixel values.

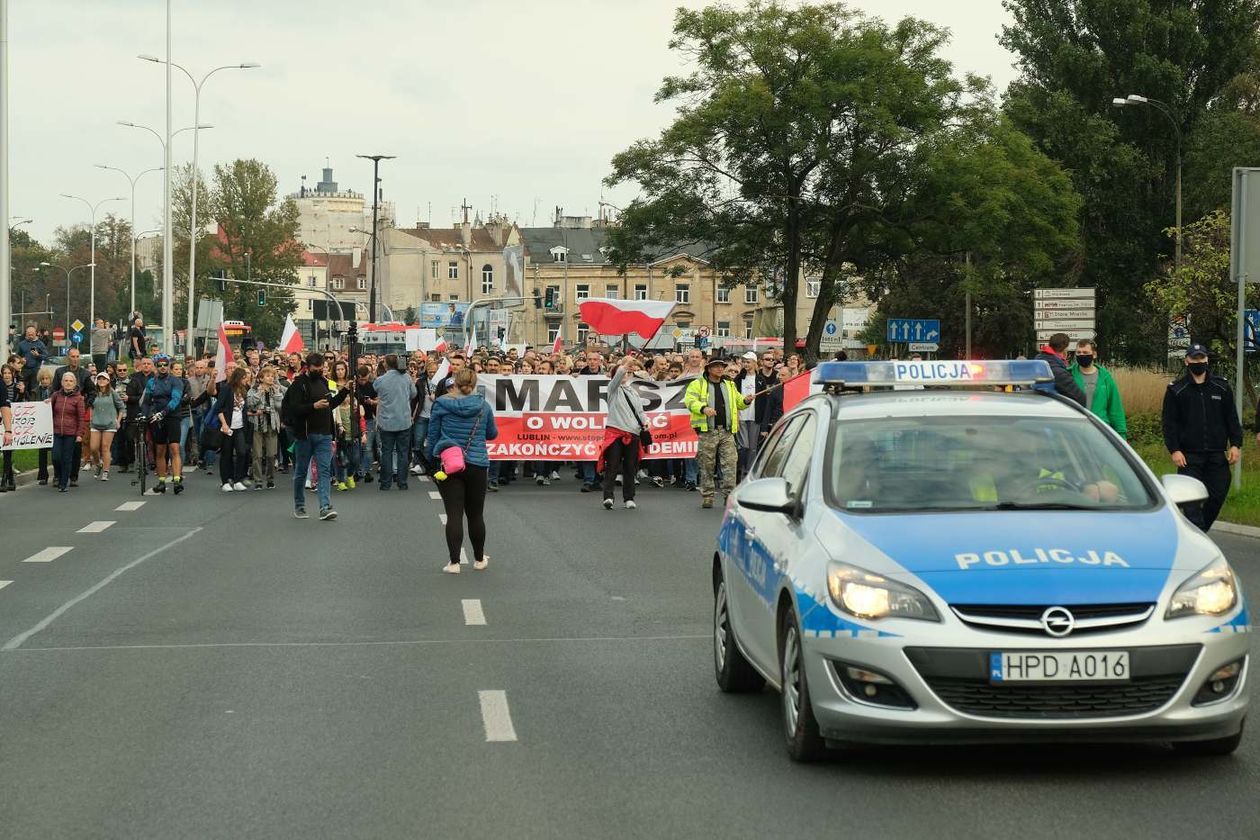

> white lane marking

[
  {"left": 462, "top": 599, "right": 486, "bottom": 626},
  {"left": 418, "top": 475, "right": 430, "bottom": 483},
  {"left": 428, "top": 490, "right": 441, "bottom": 500},
  {"left": 460, "top": 547, "right": 469, "bottom": 565},
  {"left": 23, "top": 547, "right": 73, "bottom": 563},
  {"left": 478, "top": 690, "right": 518, "bottom": 742},
  {"left": 77, "top": 521, "right": 116, "bottom": 533},
  {"left": 115, "top": 501, "right": 146, "bottom": 512},
  {"left": 0, "top": 581, "right": 12, "bottom": 592},
  {"left": 439, "top": 513, "right": 448, "bottom": 525},
  {"left": 3, "top": 528, "right": 203, "bottom": 651}
]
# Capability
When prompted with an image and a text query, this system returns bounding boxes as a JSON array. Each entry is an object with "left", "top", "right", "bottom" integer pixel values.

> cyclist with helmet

[{"left": 141, "top": 353, "right": 187, "bottom": 494}]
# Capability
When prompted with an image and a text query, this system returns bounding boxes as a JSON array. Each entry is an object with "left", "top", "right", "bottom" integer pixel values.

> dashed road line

[
  {"left": 23, "top": 547, "right": 73, "bottom": 564},
  {"left": 77, "top": 521, "right": 116, "bottom": 533},
  {"left": 460, "top": 547, "right": 469, "bottom": 565},
  {"left": 0, "top": 581, "right": 12, "bottom": 592},
  {"left": 418, "top": 475, "right": 430, "bottom": 483},
  {"left": 462, "top": 599, "right": 486, "bottom": 626},
  {"left": 4, "top": 528, "right": 203, "bottom": 651},
  {"left": 115, "top": 501, "right": 146, "bottom": 512},
  {"left": 439, "top": 513, "right": 448, "bottom": 525},
  {"left": 478, "top": 690, "right": 518, "bottom": 742},
  {"left": 428, "top": 490, "right": 441, "bottom": 500}
]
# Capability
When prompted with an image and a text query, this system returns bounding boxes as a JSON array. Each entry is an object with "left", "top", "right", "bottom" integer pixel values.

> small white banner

[{"left": 2, "top": 402, "right": 53, "bottom": 451}]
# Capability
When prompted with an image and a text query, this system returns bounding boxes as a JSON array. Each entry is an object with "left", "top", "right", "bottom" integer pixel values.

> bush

[{"left": 1126, "top": 412, "right": 1163, "bottom": 446}]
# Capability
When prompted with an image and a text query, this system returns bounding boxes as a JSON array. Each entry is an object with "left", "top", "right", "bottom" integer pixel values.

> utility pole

[
  {"left": 0, "top": 0, "right": 10, "bottom": 352},
  {"left": 161, "top": 0, "right": 174, "bottom": 354},
  {"left": 356, "top": 154, "right": 395, "bottom": 323}
]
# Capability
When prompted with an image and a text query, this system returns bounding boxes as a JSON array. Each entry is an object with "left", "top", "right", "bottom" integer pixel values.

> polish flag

[
  {"left": 432, "top": 358, "right": 450, "bottom": 384},
  {"left": 780, "top": 370, "right": 814, "bottom": 413},
  {"left": 465, "top": 327, "right": 477, "bottom": 355},
  {"left": 551, "top": 333, "right": 563, "bottom": 355},
  {"left": 279, "top": 314, "right": 304, "bottom": 355},
  {"left": 434, "top": 338, "right": 448, "bottom": 353},
  {"left": 577, "top": 298, "right": 675, "bottom": 339},
  {"left": 214, "top": 322, "right": 234, "bottom": 383}
]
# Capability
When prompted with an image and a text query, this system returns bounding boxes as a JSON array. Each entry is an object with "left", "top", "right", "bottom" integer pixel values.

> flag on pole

[
  {"left": 279, "top": 314, "right": 304, "bottom": 355},
  {"left": 434, "top": 338, "right": 448, "bottom": 353},
  {"left": 214, "top": 322, "right": 234, "bottom": 383},
  {"left": 433, "top": 358, "right": 450, "bottom": 384},
  {"left": 551, "top": 333, "right": 563, "bottom": 355},
  {"left": 465, "top": 327, "right": 477, "bottom": 355},
  {"left": 780, "top": 370, "right": 814, "bottom": 413},
  {"left": 577, "top": 298, "right": 676, "bottom": 339}
]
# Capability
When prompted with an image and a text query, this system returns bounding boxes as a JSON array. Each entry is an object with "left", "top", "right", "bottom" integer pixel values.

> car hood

[{"left": 830, "top": 509, "right": 1195, "bottom": 606}]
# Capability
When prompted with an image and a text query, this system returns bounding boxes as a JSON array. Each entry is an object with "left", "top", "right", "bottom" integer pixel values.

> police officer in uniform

[{"left": 1161, "top": 343, "right": 1242, "bottom": 531}]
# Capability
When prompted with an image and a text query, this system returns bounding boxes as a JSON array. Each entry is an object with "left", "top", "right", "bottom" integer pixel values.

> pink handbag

[{"left": 438, "top": 405, "right": 483, "bottom": 477}]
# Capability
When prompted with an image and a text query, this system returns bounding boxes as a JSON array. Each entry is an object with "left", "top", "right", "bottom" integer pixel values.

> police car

[{"left": 714, "top": 360, "right": 1249, "bottom": 761}]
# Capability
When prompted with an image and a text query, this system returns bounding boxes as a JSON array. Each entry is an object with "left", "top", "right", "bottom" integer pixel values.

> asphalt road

[{"left": 0, "top": 468, "right": 1257, "bottom": 839}]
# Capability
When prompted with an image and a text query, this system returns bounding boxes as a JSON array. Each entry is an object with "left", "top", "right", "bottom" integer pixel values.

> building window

[
  {"left": 332, "top": 277, "right": 344, "bottom": 290},
  {"left": 676, "top": 321, "right": 691, "bottom": 331},
  {"left": 448, "top": 261, "right": 459, "bottom": 280},
  {"left": 675, "top": 283, "right": 689, "bottom": 304},
  {"left": 307, "top": 275, "right": 318, "bottom": 288},
  {"left": 577, "top": 321, "right": 590, "bottom": 343},
  {"left": 576, "top": 284, "right": 590, "bottom": 300},
  {"left": 716, "top": 286, "right": 729, "bottom": 303},
  {"left": 357, "top": 277, "right": 366, "bottom": 290},
  {"left": 743, "top": 318, "right": 753, "bottom": 339},
  {"left": 604, "top": 284, "right": 619, "bottom": 299},
  {"left": 429, "top": 293, "right": 441, "bottom": 302},
  {"left": 449, "top": 294, "right": 459, "bottom": 301},
  {"left": 806, "top": 279, "right": 820, "bottom": 298},
  {"left": 744, "top": 286, "right": 757, "bottom": 305},
  {"left": 547, "top": 325, "right": 560, "bottom": 343},
  {"left": 431, "top": 260, "right": 440, "bottom": 279},
  {"left": 551, "top": 247, "right": 568, "bottom": 263},
  {"left": 545, "top": 285, "right": 561, "bottom": 308},
  {"left": 717, "top": 321, "right": 730, "bottom": 337},
  {"left": 481, "top": 264, "right": 494, "bottom": 294},
  {"left": 634, "top": 284, "right": 647, "bottom": 300}
]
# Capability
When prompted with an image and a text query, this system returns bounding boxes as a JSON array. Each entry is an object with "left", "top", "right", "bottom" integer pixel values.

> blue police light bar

[{"left": 812, "top": 360, "right": 1054, "bottom": 387}]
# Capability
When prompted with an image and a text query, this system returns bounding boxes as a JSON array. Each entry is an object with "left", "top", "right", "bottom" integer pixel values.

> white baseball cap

[{"left": 741, "top": 351, "right": 758, "bottom": 360}]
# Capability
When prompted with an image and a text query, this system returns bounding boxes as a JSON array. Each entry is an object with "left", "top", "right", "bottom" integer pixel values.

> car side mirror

[
  {"left": 736, "top": 477, "right": 796, "bottom": 515},
  {"left": 1162, "top": 474, "right": 1209, "bottom": 507}
]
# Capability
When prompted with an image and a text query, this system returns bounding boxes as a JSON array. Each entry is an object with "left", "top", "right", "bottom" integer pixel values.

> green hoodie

[{"left": 1069, "top": 361, "right": 1127, "bottom": 438}]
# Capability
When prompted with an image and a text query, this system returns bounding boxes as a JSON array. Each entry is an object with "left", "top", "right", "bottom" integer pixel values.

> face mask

[
  {"left": 1188, "top": 361, "right": 1209, "bottom": 376},
  {"left": 1075, "top": 354, "right": 1094, "bottom": 368}
]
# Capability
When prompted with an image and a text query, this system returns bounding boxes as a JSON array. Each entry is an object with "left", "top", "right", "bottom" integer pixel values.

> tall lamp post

[
  {"left": 1112, "top": 94, "right": 1183, "bottom": 271},
  {"left": 59, "top": 194, "right": 124, "bottom": 328},
  {"left": 0, "top": 0, "right": 10, "bottom": 352},
  {"left": 36, "top": 261, "right": 94, "bottom": 342},
  {"left": 95, "top": 164, "right": 163, "bottom": 317},
  {"left": 138, "top": 55, "right": 259, "bottom": 350},
  {"left": 356, "top": 154, "right": 395, "bottom": 323}
]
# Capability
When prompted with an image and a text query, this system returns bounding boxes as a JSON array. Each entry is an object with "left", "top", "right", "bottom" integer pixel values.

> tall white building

[{"left": 289, "top": 163, "right": 396, "bottom": 254}]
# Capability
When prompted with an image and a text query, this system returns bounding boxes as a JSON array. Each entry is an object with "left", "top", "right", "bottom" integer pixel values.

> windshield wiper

[{"left": 991, "top": 501, "right": 1097, "bottom": 511}]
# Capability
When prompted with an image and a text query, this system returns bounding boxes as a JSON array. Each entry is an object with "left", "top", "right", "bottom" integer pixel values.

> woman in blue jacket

[{"left": 426, "top": 368, "right": 498, "bottom": 574}]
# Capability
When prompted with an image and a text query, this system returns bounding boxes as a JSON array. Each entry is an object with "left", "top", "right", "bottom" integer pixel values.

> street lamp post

[
  {"left": 356, "top": 154, "right": 395, "bottom": 323},
  {"left": 95, "top": 165, "right": 162, "bottom": 316},
  {"left": 138, "top": 54, "right": 259, "bottom": 354},
  {"left": 36, "top": 261, "right": 94, "bottom": 344},
  {"left": 1112, "top": 94, "right": 1183, "bottom": 271},
  {"left": 0, "top": 0, "right": 10, "bottom": 352},
  {"left": 59, "top": 194, "right": 124, "bottom": 329}
]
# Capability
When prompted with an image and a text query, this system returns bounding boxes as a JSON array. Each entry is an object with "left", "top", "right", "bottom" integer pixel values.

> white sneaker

[
  {"left": 473, "top": 554, "right": 489, "bottom": 571},
  {"left": 305, "top": 480, "right": 314, "bottom": 490},
  {"left": 410, "top": 464, "right": 423, "bottom": 475},
  {"left": 233, "top": 481, "right": 248, "bottom": 491},
  {"left": 549, "top": 470, "right": 560, "bottom": 481},
  {"left": 615, "top": 475, "right": 623, "bottom": 485},
  {"left": 536, "top": 476, "right": 545, "bottom": 486},
  {"left": 625, "top": 500, "right": 637, "bottom": 510},
  {"left": 603, "top": 498, "right": 614, "bottom": 510},
  {"left": 442, "top": 563, "right": 461, "bottom": 574},
  {"left": 636, "top": 469, "right": 648, "bottom": 480},
  {"left": 222, "top": 483, "right": 233, "bottom": 492}
]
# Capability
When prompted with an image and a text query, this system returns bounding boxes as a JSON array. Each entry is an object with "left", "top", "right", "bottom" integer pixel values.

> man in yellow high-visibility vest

[{"left": 684, "top": 357, "right": 754, "bottom": 509}]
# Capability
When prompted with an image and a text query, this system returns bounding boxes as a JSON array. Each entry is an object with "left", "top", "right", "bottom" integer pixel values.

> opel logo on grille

[{"left": 1040, "top": 606, "right": 1076, "bottom": 637}]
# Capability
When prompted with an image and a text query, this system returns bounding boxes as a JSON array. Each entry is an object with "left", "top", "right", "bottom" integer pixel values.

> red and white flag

[
  {"left": 432, "top": 358, "right": 450, "bottom": 384},
  {"left": 780, "top": 370, "right": 814, "bottom": 413},
  {"left": 577, "top": 298, "right": 675, "bottom": 339},
  {"left": 434, "top": 338, "right": 448, "bottom": 353},
  {"left": 465, "top": 327, "right": 477, "bottom": 355},
  {"left": 214, "top": 322, "right": 235, "bottom": 383},
  {"left": 551, "top": 333, "right": 563, "bottom": 355},
  {"left": 279, "top": 314, "right": 304, "bottom": 355}
]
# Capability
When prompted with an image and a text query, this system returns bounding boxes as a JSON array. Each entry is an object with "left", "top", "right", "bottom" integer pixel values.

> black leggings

[
  {"left": 219, "top": 429, "right": 249, "bottom": 483},
  {"left": 601, "top": 436, "right": 641, "bottom": 501},
  {"left": 436, "top": 465, "right": 488, "bottom": 564}
]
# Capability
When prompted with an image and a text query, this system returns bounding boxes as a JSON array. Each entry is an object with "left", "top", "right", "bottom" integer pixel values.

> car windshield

[{"left": 827, "top": 415, "right": 1156, "bottom": 513}]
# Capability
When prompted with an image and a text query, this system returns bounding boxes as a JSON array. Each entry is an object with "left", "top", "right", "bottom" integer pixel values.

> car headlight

[
  {"left": 826, "top": 563, "right": 940, "bottom": 622},
  {"left": 1166, "top": 557, "right": 1238, "bottom": 619}
]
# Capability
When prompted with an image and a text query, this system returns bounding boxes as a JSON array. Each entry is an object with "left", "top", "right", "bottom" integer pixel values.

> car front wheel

[{"left": 780, "top": 610, "right": 826, "bottom": 762}]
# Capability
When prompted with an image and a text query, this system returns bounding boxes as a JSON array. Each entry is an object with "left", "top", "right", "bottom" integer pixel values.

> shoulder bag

[
  {"left": 439, "top": 404, "right": 484, "bottom": 476},
  {"left": 621, "top": 387, "right": 653, "bottom": 449}
]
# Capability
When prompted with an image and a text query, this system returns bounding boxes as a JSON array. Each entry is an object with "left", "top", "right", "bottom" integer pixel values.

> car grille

[
  {"left": 922, "top": 675, "right": 1186, "bottom": 719},
  {"left": 950, "top": 603, "right": 1155, "bottom": 636}
]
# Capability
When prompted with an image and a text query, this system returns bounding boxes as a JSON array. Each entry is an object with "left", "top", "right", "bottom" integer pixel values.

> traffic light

[
  {"left": 257, "top": 290, "right": 266, "bottom": 306},
  {"left": 544, "top": 288, "right": 556, "bottom": 309},
  {"left": 532, "top": 289, "right": 542, "bottom": 309},
  {"left": 216, "top": 273, "right": 227, "bottom": 292}
]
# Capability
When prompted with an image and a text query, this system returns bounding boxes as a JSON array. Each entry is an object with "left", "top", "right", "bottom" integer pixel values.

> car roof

[{"left": 822, "top": 389, "right": 1087, "bottom": 421}]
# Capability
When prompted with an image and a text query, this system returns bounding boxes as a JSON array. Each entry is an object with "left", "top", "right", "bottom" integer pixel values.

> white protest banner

[
  {"left": 479, "top": 375, "right": 698, "bottom": 461},
  {"left": 2, "top": 402, "right": 53, "bottom": 450}
]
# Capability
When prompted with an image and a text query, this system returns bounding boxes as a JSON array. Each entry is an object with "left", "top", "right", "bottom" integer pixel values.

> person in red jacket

[{"left": 50, "top": 371, "right": 88, "bottom": 492}]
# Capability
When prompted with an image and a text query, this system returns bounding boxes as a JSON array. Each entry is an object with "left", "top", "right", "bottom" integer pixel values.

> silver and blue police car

[{"left": 713, "top": 360, "right": 1249, "bottom": 761}]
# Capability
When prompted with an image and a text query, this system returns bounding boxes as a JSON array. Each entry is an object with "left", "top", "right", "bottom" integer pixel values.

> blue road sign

[
  {"left": 72, "top": 331, "right": 83, "bottom": 345},
  {"left": 885, "top": 318, "right": 941, "bottom": 344},
  {"left": 824, "top": 322, "right": 838, "bottom": 336},
  {"left": 1246, "top": 310, "right": 1260, "bottom": 352}
]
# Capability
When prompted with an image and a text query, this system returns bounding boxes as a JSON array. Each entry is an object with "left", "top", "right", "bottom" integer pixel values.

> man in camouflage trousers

[{"left": 684, "top": 356, "right": 753, "bottom": 509}]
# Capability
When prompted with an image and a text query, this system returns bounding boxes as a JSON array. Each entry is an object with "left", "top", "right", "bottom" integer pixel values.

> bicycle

[{"left": 129, "top": 414, "right": 149, "bottom": 496}]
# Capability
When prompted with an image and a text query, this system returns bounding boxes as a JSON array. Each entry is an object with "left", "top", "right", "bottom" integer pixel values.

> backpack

[{"left": 280, "top": 377, "right": 301, "bottom": 432}]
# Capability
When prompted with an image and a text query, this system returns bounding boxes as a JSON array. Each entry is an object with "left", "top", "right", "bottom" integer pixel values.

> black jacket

[
  {"left": 123, "top": 372, "right": 149, "bottom": 418},
  {"left": 1033, "top": 350, "right": 1086, "bottom": 406},
  {"left": 285, "top": 372, "right": 347, "bottom": 440},
  {"left": 1162, "top": 373, "right": 1243, "bottom": 454}
]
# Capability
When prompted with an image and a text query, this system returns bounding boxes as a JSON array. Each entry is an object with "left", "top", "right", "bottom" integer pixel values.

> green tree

[
  {"left": 1001, "top": 0, "right": 1260, "bottom": 361},
  {"left": 200, "top": 159, "right": 302, "bottom": 346}
]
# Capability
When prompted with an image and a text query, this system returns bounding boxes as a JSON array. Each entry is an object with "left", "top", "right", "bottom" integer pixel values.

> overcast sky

[{"left": 8, "top": 0, "right": 1019, "bottom": 245}]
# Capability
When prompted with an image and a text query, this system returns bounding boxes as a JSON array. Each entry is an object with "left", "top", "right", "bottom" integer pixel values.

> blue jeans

[
  {"left": 378, "top": 428, "right": 410, "bottom": 488},
  {"left": 293, "top": 433, "right": 333, "bottom": 511},
  {"left": 336, "top": 437, "right": 361, "bottom": 481},
  {"left": 579, "top": 462, "right": 596, "bottom": 486},
  {"left": 363, "top": 418, "right": 377, "bottom": 475},
  {"left": 411, "top": 417, "right": 430, "bottom": 468}
]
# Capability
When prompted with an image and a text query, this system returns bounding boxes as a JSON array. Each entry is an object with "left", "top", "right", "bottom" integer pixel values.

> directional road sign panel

[
  {"left": 886, "top": 318, "right": 940, "bottom": 344},
  {"left": 72, "top": 332, "right": 83, "bottom": 344},
  {"left": 1246, "top": 310, "right": 1260, "bottom": 352}
]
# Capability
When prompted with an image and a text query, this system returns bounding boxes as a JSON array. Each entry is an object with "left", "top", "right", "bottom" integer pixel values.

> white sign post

[{"left": 1231, "top": 167, "right": 1260, "bottom": 486}]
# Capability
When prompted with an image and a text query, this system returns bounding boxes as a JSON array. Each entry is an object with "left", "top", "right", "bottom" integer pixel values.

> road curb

[{"left": 1214, "top": 521, "right": 1260, "bottom": 539}]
